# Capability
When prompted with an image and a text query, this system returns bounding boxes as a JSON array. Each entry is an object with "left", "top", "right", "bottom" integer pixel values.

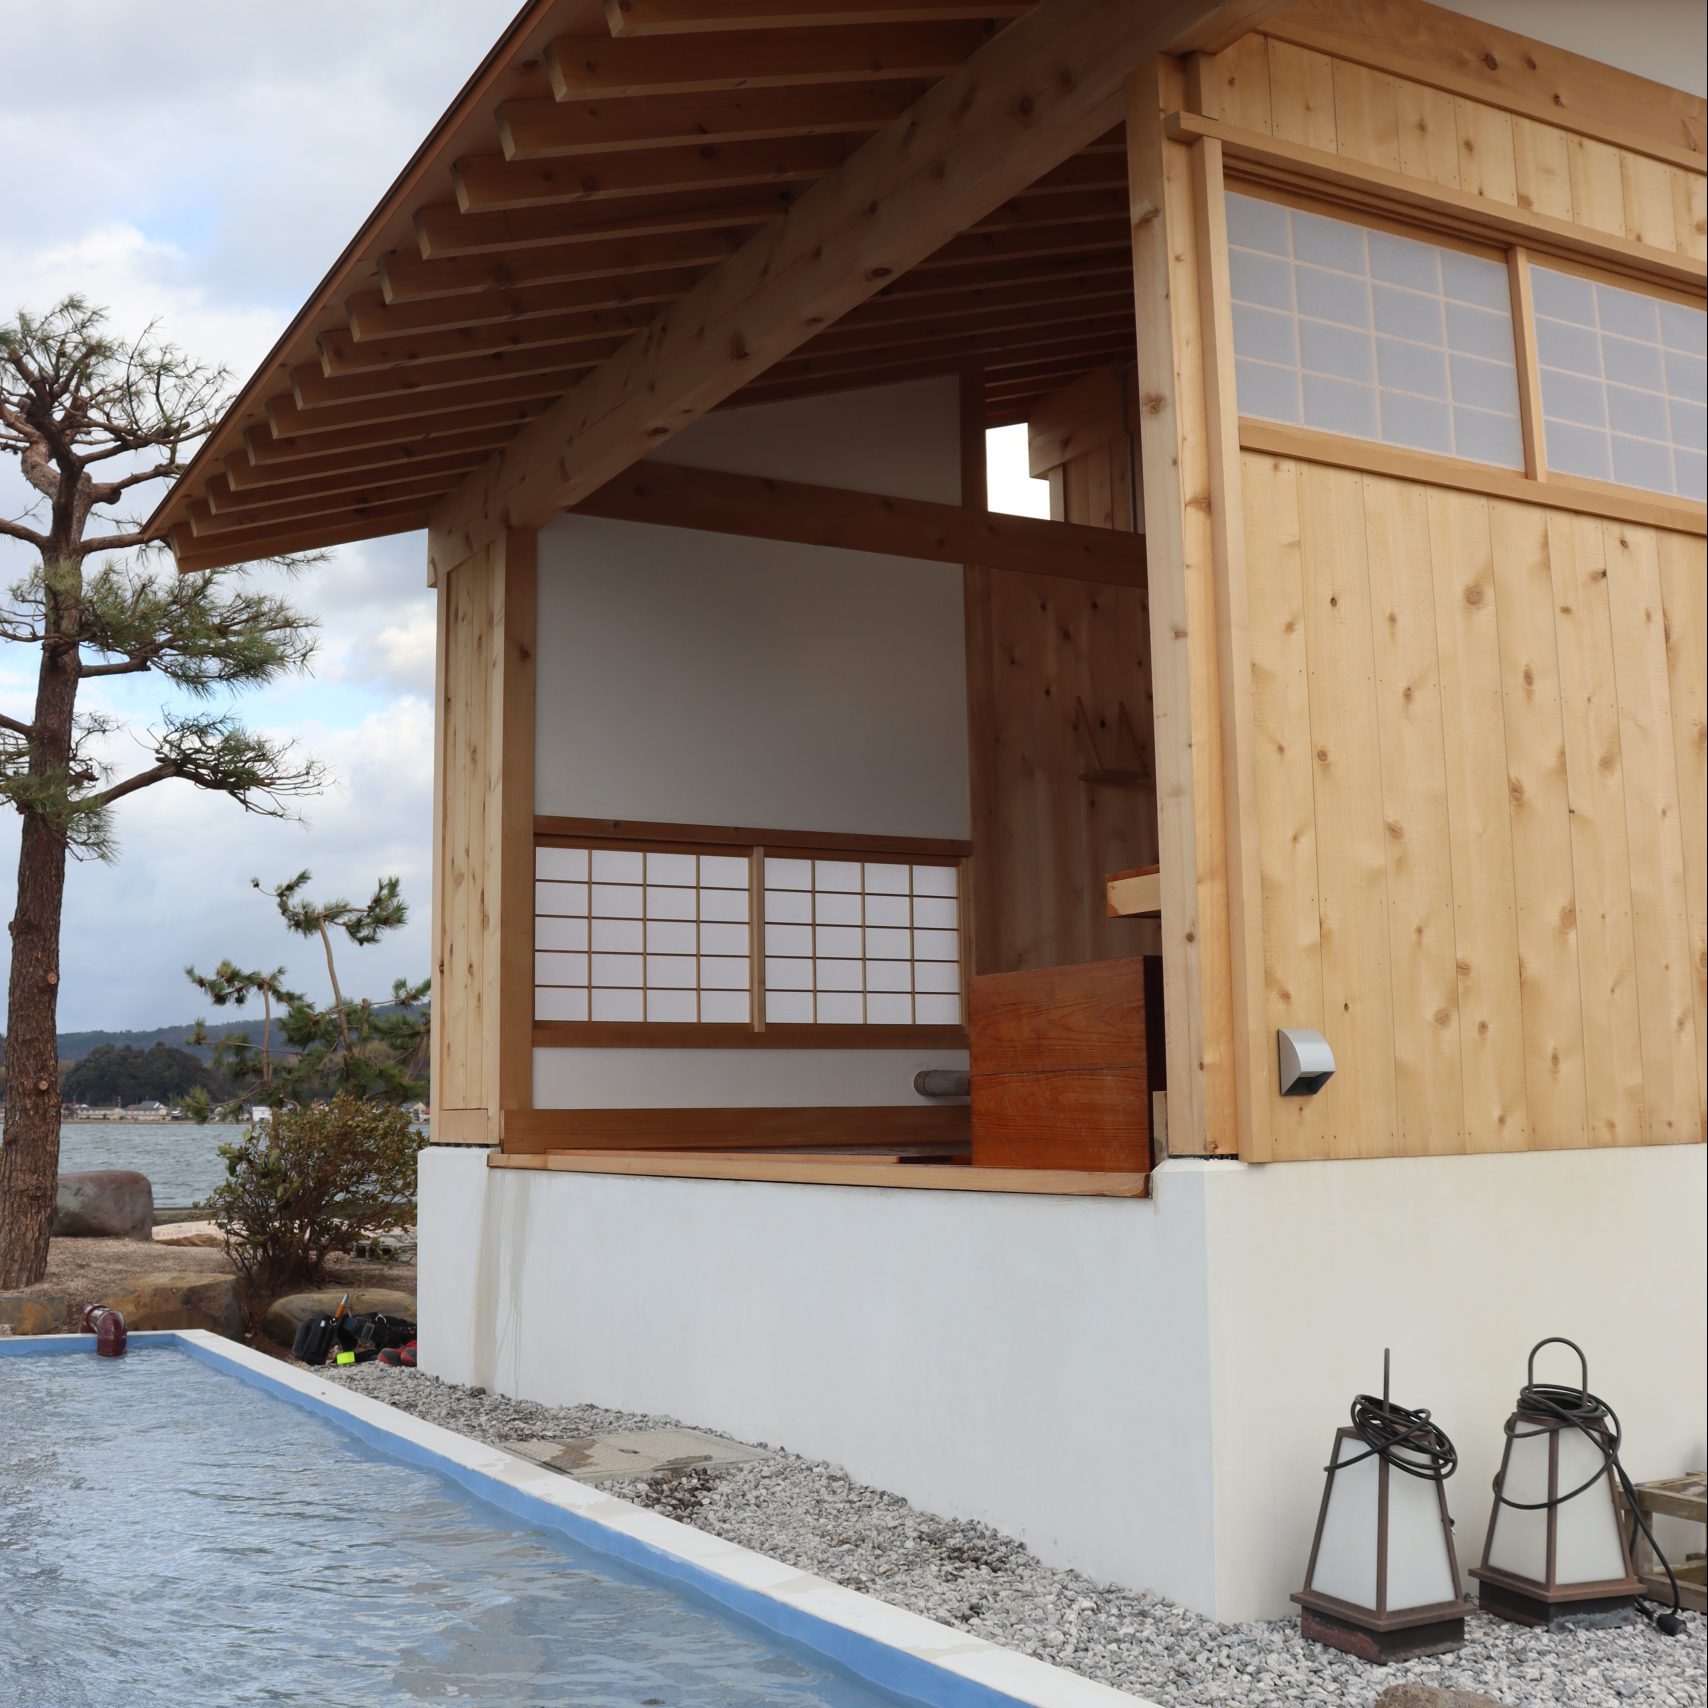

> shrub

[{"left": 201, "top": 1096, "right": 427, "bottom": 1310}]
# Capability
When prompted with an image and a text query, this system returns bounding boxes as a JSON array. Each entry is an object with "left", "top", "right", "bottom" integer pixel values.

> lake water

[
  {"left": 3, "top": 1119, "right": 238, "bottom": 1206},
  {"left": 0, "top": 1347, "right": 908, "bottom": 1708}
]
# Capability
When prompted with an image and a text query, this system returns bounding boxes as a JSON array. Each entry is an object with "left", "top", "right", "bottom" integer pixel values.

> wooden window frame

[
  {"left": 532, "top": 815, "right": 972, "bottom": 1049},
  {"left": 1181, "top": 116, "right": 1707, "bottom": 537}
]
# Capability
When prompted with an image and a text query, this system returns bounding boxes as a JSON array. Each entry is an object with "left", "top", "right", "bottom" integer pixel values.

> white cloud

[{"left": 0, "top": 2, "right": 513, "bottom": 1031}]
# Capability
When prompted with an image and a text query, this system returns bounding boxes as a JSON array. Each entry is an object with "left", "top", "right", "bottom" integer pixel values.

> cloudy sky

[{"left": 0, "top": 2, "right": 1049, "bottom": 1035}]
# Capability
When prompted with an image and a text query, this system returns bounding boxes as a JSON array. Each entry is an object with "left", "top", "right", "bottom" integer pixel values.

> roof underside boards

[{"left": 151, "top": 0, "right": 1148, "bottom": 571}]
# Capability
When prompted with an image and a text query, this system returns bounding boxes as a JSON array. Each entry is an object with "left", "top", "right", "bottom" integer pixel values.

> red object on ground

[
  {"left": 82, "top": 1305, "right": 128, "bottom": 1358},
  {"left": 377, "top": 1340, "right": 417, "bottom": 1368}
]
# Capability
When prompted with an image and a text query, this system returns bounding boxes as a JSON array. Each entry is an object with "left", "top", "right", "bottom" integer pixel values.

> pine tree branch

[
  {"left": 0, "top": 515, "right": 47, "bottom": 550},
  {"left": 84, "top": 761, "right": 176, "bottom": 808},
  {"left": 77, "top": 657, "right": 154, "bottom": 680},
  {"left": 76, "top": 526, "right": 158, "bottom": 558},
  {"left": 0, "top": 712, "right": 33, "bottom": 739}
]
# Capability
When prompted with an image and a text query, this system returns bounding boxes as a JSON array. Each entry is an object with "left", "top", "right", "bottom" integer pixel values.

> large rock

[
  {"left": 100, "top": 1274, "right": 244, "bottom": 1338},
  {"left": 152, "top": 1219, "right": 225, "bottom": 1249},
  {"left": 54, "top": 1170, "right": 154, "bottom": 1240},
  {"left": 0, "top": 1293, "right": 73, "bottom": 1335},
  {"left": 1372, "top": 1687, "right": 1511, "bottom": 1708},
  {"left": 261, "top": 1288, "right": 416, "bottom": 1349}
]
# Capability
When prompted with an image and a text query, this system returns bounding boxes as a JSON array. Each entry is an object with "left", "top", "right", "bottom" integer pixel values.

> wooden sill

[{"left": 487, "top": 1149, "right": 1149, "bottom": 1198}]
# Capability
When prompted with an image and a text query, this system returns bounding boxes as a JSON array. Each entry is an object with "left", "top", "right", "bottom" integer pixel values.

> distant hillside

[
  {"left": 7, "top": 1005, "right": 415, "bottom": 1064},
  {"left": 18, "top": 1018, "right": 270, "bottom": 1064}
]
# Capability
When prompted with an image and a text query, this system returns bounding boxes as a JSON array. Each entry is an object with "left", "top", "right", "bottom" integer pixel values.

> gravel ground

[{"left": 324, "top": 1367, "right": 1706, "bottom": 1708}]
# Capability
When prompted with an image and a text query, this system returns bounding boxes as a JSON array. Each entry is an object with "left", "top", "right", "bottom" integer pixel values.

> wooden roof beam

[
  {"left": 291, "top": 342, "right": 624, "bottom": 412},
  {"left": 242, "top": 403, "right": 547, "bottom": 467},
  {"left": 267, "top": 367, "right": 594, "bottom": 440},
  {"left": 221, "top": 445, "right": 491, "bottom": 503},
  {"left": 452, "top": 135, "right": 856, "bottom": 213},
  {"left": 414, "top": 192, "right": 786, "bottom": 259},
  {"left": 545, "top": 21, "right": 1003, "bottom": 99},
  {"left": 604, "top": 2, "right": 1030, "bottom": 34},
  {"left": 380, "top": 231, "right": 742, "bottom": 303},
  {"left": 172, "top": 506, "right": 434, "bottom": 575},
  {"left": 430, "top": 0, "right": 1271, "bottom": 574},
  {"left": 351, "top": 268, "right": 704, "bottom": 341},
  {"left": 575, "top": 459, "right": 1144, "bottom": 586},
  {"left": 218, "top": 433, "right": 505, "bottom": 495},
  {"left": 498, "top": 84, "right": 925, "bottom": 159},
  {"left": 321, "top": 304, "right": 662, "bottom": 376},
  {"left": 196, "top": 471, "right": 462, "bottom": 532}
]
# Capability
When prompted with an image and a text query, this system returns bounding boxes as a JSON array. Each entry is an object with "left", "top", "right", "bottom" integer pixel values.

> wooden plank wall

[
  {"left": 967, "top": 375, "right": 1160, "bottom": 976},
  {"left": 1196, "top": 30, "right": 1706, "bottom": 261},
  {"left": 1191, "top": 28, "right": 1707, "bottom": 1158}
]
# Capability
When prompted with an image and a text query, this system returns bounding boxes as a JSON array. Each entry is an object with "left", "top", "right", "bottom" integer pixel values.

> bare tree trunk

[
  {"left": 317, "top": 919, "right": 352, "bottom": 1063},
  {"left": 0, "top": 592, "right": 79, "bottom": 1289}
]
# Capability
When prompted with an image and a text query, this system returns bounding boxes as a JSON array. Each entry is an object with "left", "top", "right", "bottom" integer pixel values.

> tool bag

[{"left": 290, "top": 1312, "right": 340, "bottom": 1366}]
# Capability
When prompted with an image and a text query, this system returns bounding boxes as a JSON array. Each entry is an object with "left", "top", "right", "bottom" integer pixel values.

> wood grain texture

[
  {"left": 1605, "top": 522, "right": 1701, "bottom": 1143},
  {"left": 968, "top": 957, "right": 1149, "bottom": 1170},
  {"left": 971, "top": 1067, "right": 1151, "bottom": 1171},
  {"left": 489, "top": 1147, "right": 1149, "bottom": 1197},
  {"left": 572, "top": 458, "right": 1148, "bottom": 586},
  {"left": 1489, "top": 499, "right": 1589, "bottom": 1149},
  {"left": 968, "top": 956, "right": 1148, "bottom": 1075},
  {"left": 1237, "top": 451, "right": 1704, "bottom": 1160},
  {"left": 1130, "top": 56, "right": 1240, "bottom": 1157},
  {"left": 431, "top": 528, "right": 536, "bottom": 1144},
  {"left": 1262, "top": 0, "right": 1706, "bottom": 169},
  {"left": 967, "top": 403, "right": 1161, "bottom": 979}
]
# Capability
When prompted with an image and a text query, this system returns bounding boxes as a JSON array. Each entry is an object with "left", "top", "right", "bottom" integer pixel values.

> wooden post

[
  {"left": 961, "top": 369, "right": 1001, "bottom": 976},
  {"left": 429, "top": 522, "right": 537, "bottom": 1145},
  {"left": 1126, "top": 57, "right": 1243, "bottom": 1157}
]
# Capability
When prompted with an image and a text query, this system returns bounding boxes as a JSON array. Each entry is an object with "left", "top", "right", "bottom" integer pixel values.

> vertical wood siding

[
  {"left": 1239, "top": 458, "right": 1705, "bottom": 1156},
  {"left": 1185, "top": 32, "right": 1706, "bottom": 1158},
  {"left": 1197, "top": 34, "right": 1707, "bottom": 262}
]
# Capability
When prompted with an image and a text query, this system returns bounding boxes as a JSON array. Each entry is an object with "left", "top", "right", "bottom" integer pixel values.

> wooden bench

[{"left": 1629, "top": 1471, "right": 1707, "bottom": 1614}]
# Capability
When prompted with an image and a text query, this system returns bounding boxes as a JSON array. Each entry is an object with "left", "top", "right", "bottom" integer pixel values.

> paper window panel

[
  {"left": 1530, "top": 264, "right": 1707, "bottom": 501},
  {"left": 762, "top": 858, "right": 963, "bottom": 1026},
  {"left": 534, "top": 844, "right": 753, "bottom": 1024},
  {"left": 1226, "top": 193, "right": 1524, "bottom": 468}
]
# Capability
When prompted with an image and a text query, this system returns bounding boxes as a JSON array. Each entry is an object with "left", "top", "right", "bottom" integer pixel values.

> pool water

[{"left": 0, "top": 1349, "right": 908, "bottom": 1708}]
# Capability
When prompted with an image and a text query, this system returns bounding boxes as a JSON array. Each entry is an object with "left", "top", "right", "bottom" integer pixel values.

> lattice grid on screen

[
  {"left": 1226, "top": 192, "right": 1525, "bottom": 469},
  {"left": 1530, "top": 264, "right": 1707, "bottom": 502},
  {"left": 762, "top": 857, "right": 961, "bottom": 1027},
  {"left": 534, "top": 845, "right": 751, "bottom": 1025}
]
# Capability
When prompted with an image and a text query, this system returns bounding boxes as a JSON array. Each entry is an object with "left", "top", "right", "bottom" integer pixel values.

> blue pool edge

[{"left": 0, "top": 1332, "right": 1152, "bottom": 1708}]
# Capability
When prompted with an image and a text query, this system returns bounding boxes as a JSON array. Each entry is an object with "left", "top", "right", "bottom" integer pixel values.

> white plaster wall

[
  {"left": 659, "top": 375, "right": 962, "bottom": 501},
  {"left": 533, "top": 1047, "right": 969, "bottom": 1109},
  {"left": 1199, "top": 1144, "right": 1708, "bottom": 1620},
  {"left": 534, "top": 519, "right": 968, "bottom": 838},
  {"left": 419, "top": 1147, "right": 1223, "bottom": 1611},
  {"left": 532, "top": 376, "right": 970, "bottom": 1109},
  {"left": 1442, "top": 0, "right": 1706, "bottom": 97},
  {"left": 421, "top": 1142, "right": 1708, "bottom": 1622}
]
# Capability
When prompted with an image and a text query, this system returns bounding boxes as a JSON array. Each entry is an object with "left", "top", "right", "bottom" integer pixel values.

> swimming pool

[{"left": 0, "top": 1334, "right": 1142, "bottom": 1708}]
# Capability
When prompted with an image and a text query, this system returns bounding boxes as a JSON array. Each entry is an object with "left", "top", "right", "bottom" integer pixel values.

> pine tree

[{"left": 0, "top": 298, "right": 323, "bottom": 1287}]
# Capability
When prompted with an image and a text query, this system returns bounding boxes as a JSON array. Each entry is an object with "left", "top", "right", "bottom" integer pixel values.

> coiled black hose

[
  {"left": 1491, "top": 1337, "right": 1684, "bottom": 1635},
  {"left": 1334, "top": 1390, "right": 1460, "bottom": 1483}
]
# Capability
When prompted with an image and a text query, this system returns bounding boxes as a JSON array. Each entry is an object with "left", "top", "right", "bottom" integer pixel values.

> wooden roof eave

[{"left": 146, "top": 0, "right": 598, "bottom": 553}]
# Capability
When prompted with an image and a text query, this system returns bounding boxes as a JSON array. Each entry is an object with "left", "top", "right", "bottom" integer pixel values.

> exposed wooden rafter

[
  {"left": 152, "top": 0, "right": 1295, "bottom": 569},
  {"left": 429, "top": 0, "right": 1254, "bottom": 576},
  {"left": 572, "top": 459, "right": 1148, "bottom": 585}
]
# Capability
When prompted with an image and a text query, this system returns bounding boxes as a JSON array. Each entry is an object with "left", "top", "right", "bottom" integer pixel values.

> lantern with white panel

[
  {"left": 1293, "top": 1353, "right": 1474, "bottom": 1663},
  {"left": 1471, "top": 1338, "right": 1646, "bottom": 1627}
]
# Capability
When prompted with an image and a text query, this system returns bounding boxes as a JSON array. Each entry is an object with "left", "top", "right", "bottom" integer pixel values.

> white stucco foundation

[{"left": 420, "top": 1141, "right": 1708, "bottom": 1623}]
